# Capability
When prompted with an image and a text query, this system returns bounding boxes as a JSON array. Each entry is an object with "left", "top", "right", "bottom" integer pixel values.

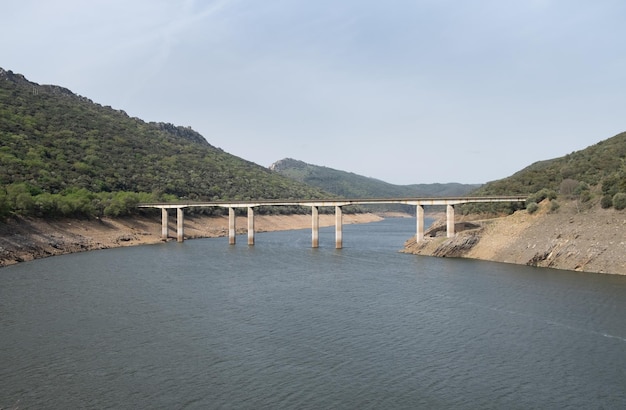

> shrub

[
  {"left": 550, "top": 200, "right": 560, "bottom": 212},
  {"left": 527, "top": 188, "right": 557, "bottom": 204},
  {"left": 613, "top": 193, "right": 626, "bottom": 210},
  {"left": 578, "top": 190, "right": 592, "bottom": 203},
  {"left": 0, "top": 189, "right": 10, "bottom": 219},
  {"left": 602, "top": 174, "right": 620, "bottom": 197},
  {"left": 574, "top": 182, "right": 590, "bottom": 196},
  {"left": 600, "top": 195, "right": 613, "bottom": 209},
  {"left": 527, "top": 201, "right": 539, "bottom": 214}
]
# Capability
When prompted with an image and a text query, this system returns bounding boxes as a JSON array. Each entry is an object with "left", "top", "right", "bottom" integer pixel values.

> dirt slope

[
  {"left": 403, "top": 200, "right": 626, "bottom": 275},
  {"left": 0, "top": 213, "right": 382, "bottom": 267}
]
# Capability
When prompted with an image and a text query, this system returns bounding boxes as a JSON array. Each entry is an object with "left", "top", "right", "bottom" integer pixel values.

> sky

[{"left": 2, "top": 1, "right": 626, "bottom": 184}]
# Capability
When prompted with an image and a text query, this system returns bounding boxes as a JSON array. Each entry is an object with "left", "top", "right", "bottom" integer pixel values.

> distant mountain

[
  {"left": 0, "top": 68, "right": 332, "bottom": 218},
  {"left": 269, "top": 158, "right": 481, "bottom": 212}
]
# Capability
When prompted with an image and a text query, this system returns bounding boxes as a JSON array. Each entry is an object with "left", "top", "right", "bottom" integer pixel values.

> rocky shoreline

[
  {"left": 0, "top": 212, "right": 383, "bottom": 268},
  {"left": 403, "top": 199, "right": 626, "bottom": 275}
]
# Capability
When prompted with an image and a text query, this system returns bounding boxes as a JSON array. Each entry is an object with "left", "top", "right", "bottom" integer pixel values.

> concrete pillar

[
  {"left": 311, "top": 206, "right": 319, "bottom": 248},
  {"left": 446, "top": 204, "right": 455, "bottom": 238},
  {"left": 416, "top": 204, "right": 424, "bottom": 242},
  {"left": 335, "top": 206, "right": 343, "bottom": 249},
  {"left": 176, "top": 207, "right": 184, "bottom": 243},
  {"left": 247, "top": 207, "right": 255, "bottom": 246},
  {"left": 229, "top": 207, "right": 236, "bottom": 245},
  {"left": 161, "top": 208, "right": 168, "bottom": 240}
]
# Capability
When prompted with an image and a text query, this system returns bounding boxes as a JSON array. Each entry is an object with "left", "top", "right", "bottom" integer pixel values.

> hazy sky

[{"left": 2, "top": 1, "right": 625, "bottom": 184}]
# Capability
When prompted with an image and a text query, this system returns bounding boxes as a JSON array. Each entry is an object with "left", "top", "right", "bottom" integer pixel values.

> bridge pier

[
  {"left": 177, "top": 207, "right": 184, "bottom": 242},
  {"left": 229, "top": 207, "right": 236, "bottom": 245},
  {"left": 311, "top": 206, "right": 319, "bottom": 248},
  {"left": 416, "top": 204, "right": 424, "bottom": 242},
  {"left": 446, "top": 204, "right": 455, "bottom": 238},
  {"left": 161, "top": 208, "right": 169, "bottom": 240},
  {"left": 248, "top": 207, "right": 255, "bottom": 245},
  {"left": 335, "top": 206, "right": 343, "bottom": 249},
  {"left": 139, "top": 196, "right": 527, "bottom": 249}
]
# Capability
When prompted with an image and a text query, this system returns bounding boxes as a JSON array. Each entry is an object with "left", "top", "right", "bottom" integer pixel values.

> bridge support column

[
  {"left": 416, "top": 204, "right": 424, "bottom": 242},
  {"left": 311, "top": 206, "right": 319, "bottom": 248},
  {"left": 247, "top": 207, "right": 255, "bottom": 246},
  {"left": 177, "top": 208, "right": 184, "bottom": 242},
  {"left": 335, "top": 206, "right": 343, "bottom": 249},
  {"left": 229, "top": 207, "right": 236, "bottom": 245},
  {"left": 446, "top": 204, "right": 455, "bottom": 238},
  {"left": 161, "top": 208, "right": 169, "bottom": 240}
]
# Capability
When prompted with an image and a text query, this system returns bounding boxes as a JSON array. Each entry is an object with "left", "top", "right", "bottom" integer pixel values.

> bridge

[{"left": 138, "top": 196, "right": 526, "bottom": 248}]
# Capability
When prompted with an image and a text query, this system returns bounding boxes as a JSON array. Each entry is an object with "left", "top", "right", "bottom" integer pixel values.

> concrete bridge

[{"left": 138, "top": 196, "right": 526, "bottom": 248}]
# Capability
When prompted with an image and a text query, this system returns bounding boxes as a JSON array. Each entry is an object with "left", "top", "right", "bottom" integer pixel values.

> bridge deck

[{"left": 138, "top": 196, "right": 527, "bottom": 209}]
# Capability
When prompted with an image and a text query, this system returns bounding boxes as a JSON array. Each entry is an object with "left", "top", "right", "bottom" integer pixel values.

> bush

[
  {"left": 579, "top": 190, "right": 592, "bottom": 203},
  {"left": 527, "top": 188, "right": 557, "bottom": 204},
  {"left": 613, "top": 193, "right": 626, "bottom": 210},
  {"left": 600, "top": 195, "right": 613, "bottom": 209},
  {"left": 0, "top": 189, "right": 10, "bottom": 219},
  {"left": 602, "top": 174, "right": 620, "bottom": 197},
  {"left": 549, "top": 200, "right": 560, "bottom": 212},
  {"left": 527, "top": 201, "right": 539, "bottom": 214},
  {"left": 574, "top": 182, "right": 590, "bottom": 196}
]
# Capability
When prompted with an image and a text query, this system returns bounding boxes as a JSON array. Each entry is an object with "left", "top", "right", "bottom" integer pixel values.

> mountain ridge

[{"left": 270, "top": 158, "right": 481, "bottom": 198}]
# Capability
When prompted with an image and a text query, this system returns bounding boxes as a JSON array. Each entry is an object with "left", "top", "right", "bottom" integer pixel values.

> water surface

[{"left": 1, "top": 218, "right": 625, "bottom": 408}]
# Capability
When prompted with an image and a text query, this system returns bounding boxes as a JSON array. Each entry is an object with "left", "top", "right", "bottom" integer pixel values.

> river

[{"left": 1, "top": 218, "right": 626, "bottom": 409}]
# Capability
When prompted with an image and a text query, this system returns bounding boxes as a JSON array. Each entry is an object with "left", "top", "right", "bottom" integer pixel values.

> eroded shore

[
  {"left": 0, "top": 212, "right": 383, "bottom": 267},
  {"left": 403, "top": 200, "right": 626, "bottom": 275}
]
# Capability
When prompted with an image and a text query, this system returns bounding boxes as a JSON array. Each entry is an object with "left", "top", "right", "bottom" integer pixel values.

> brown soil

[
  {"left": 0, "top": 213, "right": 382, "bottom": 268},
  {"left": 403, "top": 199, "right": 626, "bottom": 275}
]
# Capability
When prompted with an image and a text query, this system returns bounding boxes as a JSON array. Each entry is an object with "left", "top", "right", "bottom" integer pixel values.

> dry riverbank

[
  {"left": 403, "top": 199, "right": 626, "bottom": 275},
  {"left": 0, "top": 212, "right": 382, "bottom": 267}
]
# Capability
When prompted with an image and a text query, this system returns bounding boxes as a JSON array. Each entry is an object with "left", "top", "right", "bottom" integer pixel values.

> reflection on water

[{"left": 1, "top": 219, "right": 626, "bottom": 408}]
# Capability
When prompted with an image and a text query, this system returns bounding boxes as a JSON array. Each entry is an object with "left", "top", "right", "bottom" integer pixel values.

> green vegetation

[
  {"left": 464, "top": 131, "right": 626, "bottom": 213},
  {"left": 270, "top": 158, "right": 480, "bottom": 213},
  {"left": 526, "top": 202, "right": 539, "bottom": 214},
  {"left": 0, "top": 68, "right": 333, "bottom": 219},
  {"left": 614, "top": 193, "right": 626, "bottom": 210}
]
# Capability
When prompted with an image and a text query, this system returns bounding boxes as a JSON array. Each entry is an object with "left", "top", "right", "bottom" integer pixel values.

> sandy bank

[
  {"left": 0, "top": 213, "right": 383, "bottom": 267},
  {"left": 403, "top": 200, "right": 626, "bottom": 275}
]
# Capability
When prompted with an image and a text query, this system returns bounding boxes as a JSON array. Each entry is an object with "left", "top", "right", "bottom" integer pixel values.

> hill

[
  {"left": 404, "top": 198, "right": 626, "bottom": 275},
  {"left": 405, "top": 131, "right": 626, "bottom": 275},
  {"left": 270, "top": 158, "right": 480, "bottom": 212},
  {"left": 470, "top": 132, "right": 626, "bottom": 205},
  {"left": 0, "top": 68, "right": 332, "bottom": 219}
]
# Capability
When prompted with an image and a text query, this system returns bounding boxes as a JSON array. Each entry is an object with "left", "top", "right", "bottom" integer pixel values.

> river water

[{"left": 1, "top": 218, "right": 626, "bottom": 409}]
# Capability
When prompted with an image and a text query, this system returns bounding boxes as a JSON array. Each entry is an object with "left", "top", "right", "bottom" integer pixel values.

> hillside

[
  {"left": 404, "top": 199, "right": 626, "bottom": 275},
  {"left": 270, "top": 158, "right": 480, "bottom": 212},
  {"left": 471, "top": 132, "right": 626, "bottom": 201},
  {"left": 405, "top": 131, "right": 626, "bottom": 275},
  {"left": 0, "top": 68, "right": 332, "bottom": 219}
]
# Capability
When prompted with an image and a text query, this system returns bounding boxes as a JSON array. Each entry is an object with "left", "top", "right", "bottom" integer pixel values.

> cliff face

[{"left": 403, "top": 200, "right": 626, "bottom": 275}]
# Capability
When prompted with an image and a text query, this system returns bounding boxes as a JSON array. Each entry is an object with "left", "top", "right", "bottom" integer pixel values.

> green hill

[
  {"left": 466, "top": 131, "right": 626, "bottom": 213},
  {"left": 0, "top": 68, "right": 332, "bottom": 219},
  {"left": 269, "top": 158, "right": 481, "bottom": 213}
]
